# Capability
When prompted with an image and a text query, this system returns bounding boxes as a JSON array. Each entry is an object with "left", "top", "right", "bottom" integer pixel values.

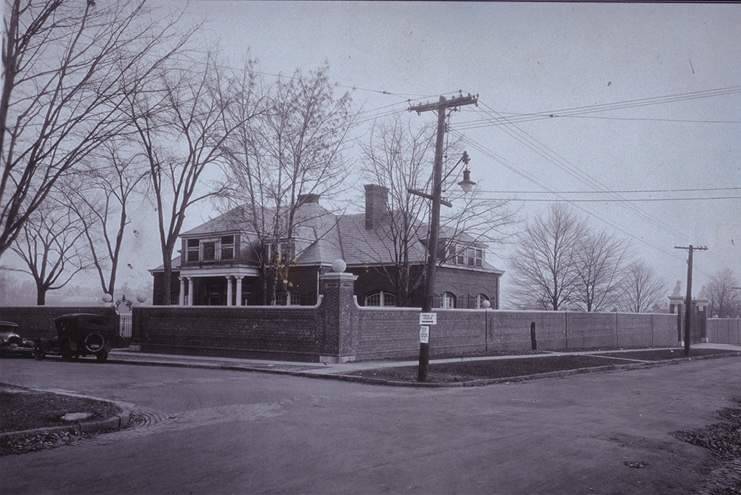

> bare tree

[
  {"left": 510, "top": 204, "right": 586, "bottom": 310},
  {"left": 359, "top": 117, "right": 433, "bottom": 305},
  {"left": 706, "top": 268, "right": 740, "bottom": 318},
  {"left": 619, "top": 260, "right": 665, "bottom": 313},
  {"left": 222, "top": 65, "right": 353, "bottom": 304},
  {"left": 11, "top": 200, "right": 86, "bottom": 305},
  {"left": 64, "top": 140, "right": 148, "bottom": 300},
  {"left": 572, "top": 230, "right": 628, "bottom": 312},
  {"left": 125, "top": 55, "right": 249, "bottom": 304},
  {"left": 359, "top": 116, "right": 514, "bottom": 306},
  {"left": 0, "top": 0, "right": 190, "bottom": 260}
]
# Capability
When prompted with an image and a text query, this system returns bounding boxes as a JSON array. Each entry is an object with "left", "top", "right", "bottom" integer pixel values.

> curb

[
  {"left": 0, "top": 389, "right": 133, "bottom": 444},
  {"left": 104, "top": 350, "right": 741, "bottom": 387}
]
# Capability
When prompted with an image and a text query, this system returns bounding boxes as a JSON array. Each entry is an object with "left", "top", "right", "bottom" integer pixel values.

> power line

[
  {"left": 452, "top": 85, "right": 741, "bottom": 130},
  {"left": 455, "top": 132, "right": 689, "bottom": 264},
  {"left": 475, "top": 100, "right": 689, "bottom": 242},
  {"left": 478, "top": 196, "right": 741, "bottom": 202},
  {"left": 477, "top": 186, "right": 741, "bottom": 194}
]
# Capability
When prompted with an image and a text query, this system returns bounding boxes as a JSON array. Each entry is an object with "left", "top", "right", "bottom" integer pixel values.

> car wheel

[
  {"left": 96, "top": 351, "right": 108, "bottom": 363},
  {"left": 84, "top": 333, "right": 106, "bottom": 354}
]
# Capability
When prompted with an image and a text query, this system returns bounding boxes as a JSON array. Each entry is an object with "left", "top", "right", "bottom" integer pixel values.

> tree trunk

[
  {"left": 36, "top": 285, "right": 46, "bottom": 306},
  {"left": 162, "top": 256, "right": 173, "bottom": 305}
]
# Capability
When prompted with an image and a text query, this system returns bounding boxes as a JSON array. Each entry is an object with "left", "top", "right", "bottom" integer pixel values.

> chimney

[
  {"left": 297, "top": 193, "right": 320, "bottom": 207},
  {"left": 364, "top": 184, "right": 388, "bottom": 230}
]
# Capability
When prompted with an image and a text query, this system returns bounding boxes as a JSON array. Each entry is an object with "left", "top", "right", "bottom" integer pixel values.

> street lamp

[
  {"left": 457, "top": 151, "right": 476, "bottom": 193},
  {"left": 409, "top": 150, "right": 476, "bottom": 381}
]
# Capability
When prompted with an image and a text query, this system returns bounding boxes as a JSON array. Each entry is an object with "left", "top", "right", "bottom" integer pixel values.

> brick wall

[
  {"left": 133, "top": 304, "right": 321, "bottom": 361},
  {"left": 131, "top": 270, "right": 682, "bottom": 363},
  {"left": 0, "top": 306, "right": 116, "bottom": 339},
  {"left": 707, "top": 318, "right": 741, "bottom": 345},
  {"left": 354, "top": 306, "right": 679, "bottom": 361}
]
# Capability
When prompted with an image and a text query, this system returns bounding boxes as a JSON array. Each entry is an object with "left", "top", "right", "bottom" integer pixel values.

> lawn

[
  {"left": 351, "top": 355, "right": 628, "bottom": 383},
  {"left": 350, "top": 349, "right": 741, "bottom": 383},
  {"left": 0, "top": 384, "right": 120, "bottom": 433},
  {"left": 599, "top": 348, "right": 741, "bottom": 361}
]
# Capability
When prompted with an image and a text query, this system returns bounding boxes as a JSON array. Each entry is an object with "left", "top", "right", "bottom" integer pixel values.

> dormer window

[
  {"left": 264, "top": 238, "right": 295, "bottom": 264},
  {"left": 187, "top": 239, "right": 199, "bottom": 262},
  {"left": 445, "top": 242, "right": 484, "bottom": 267},
  {"left": 221, "top": 235, "right": 235, "bottom": 260},
  {"left": 202, "top": 241, "right": 216, "bottom": 261},
  {"left": 185, "top": 235, "right": 238, "bottom": 263}
]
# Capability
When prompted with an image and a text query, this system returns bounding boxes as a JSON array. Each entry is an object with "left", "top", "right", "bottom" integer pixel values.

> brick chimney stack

[{"left": 364, "top": 184, "right": 388, "bottom": 230}]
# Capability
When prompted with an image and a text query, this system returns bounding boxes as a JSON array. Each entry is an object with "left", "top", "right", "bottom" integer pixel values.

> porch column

[
  {"left": 236, "top": 276, "right": 243, "bottom": 306},
  {"left": 226, "top": 276, "right": 233, "bottom": 306},
  {"left": 178, "top": 278, "right": 185, "bottom": 306},
  {"left": 187, "top": 277, "right": 194, "bottom": 306}
]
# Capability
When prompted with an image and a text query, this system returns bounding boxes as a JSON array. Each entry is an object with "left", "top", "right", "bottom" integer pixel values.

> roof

[{"left": 154, "top": 200, "right": 503, "bottom": 273}]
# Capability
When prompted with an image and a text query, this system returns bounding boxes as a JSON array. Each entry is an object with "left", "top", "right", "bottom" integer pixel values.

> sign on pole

[
  {"left": 419, "top": 325, "right": 430, "bottom": 344},
  {"left": 419, "top": 312, "right": 437, "bottom": 325}
]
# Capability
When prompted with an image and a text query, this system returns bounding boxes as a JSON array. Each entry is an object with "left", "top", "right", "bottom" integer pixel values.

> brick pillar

[
  {"left": 694, "top": 298, "right": 709, "bottom": 343},
  {"left": 669, "top": 295, "right": 684, "bottom": 345},
  {"left": 318, "top": 261, "right": 358, "bottom": 363}
]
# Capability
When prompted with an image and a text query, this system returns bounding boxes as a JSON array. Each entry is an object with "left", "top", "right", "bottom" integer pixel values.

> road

[{"left": 1, "top": 356, "right": 739, "bottom": 494}]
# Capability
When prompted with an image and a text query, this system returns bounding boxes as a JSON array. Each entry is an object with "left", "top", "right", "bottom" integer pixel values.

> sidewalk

[{"left": 109, "top": 342, "right": 741, "bottom": 377}]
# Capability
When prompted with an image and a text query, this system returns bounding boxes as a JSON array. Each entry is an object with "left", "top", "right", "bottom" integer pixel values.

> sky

[{"left": 6, "top": 1, "right": 741, "bottom": 306}]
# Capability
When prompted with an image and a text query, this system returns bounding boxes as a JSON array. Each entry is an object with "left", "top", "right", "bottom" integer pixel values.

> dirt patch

[
  {"left": 0, "top": 384, "right": 120, "bottom": 433},
  {"left": 350, "top": 355, "right": 628, "bottom": 383},
  {"left": 673, "top": 399, "right": 741, "bottom": 494},
  {"left": 598, "top": 349, "right": 740, "bottom": 361}
]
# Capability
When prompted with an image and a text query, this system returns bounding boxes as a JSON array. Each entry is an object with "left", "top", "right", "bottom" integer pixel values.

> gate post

[{"left": 318, "top": 260, "right": 358, "bottom": 363}]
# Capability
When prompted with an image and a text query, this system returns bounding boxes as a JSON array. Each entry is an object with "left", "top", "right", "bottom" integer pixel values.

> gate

[{"left": 119, "top": 313, "right": 132, "bottom": 338}]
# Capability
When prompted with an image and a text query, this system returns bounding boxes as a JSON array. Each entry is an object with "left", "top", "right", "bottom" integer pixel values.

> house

[{"left": 150, "top": 185, "right": 503, "bottom": 308}]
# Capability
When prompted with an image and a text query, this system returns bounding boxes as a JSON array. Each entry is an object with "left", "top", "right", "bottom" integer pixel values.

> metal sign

[
  {"left": 419, "top": 326, "right": 430, "bottom": 344},
  {"left": 419, "top": 312, "right": 437, "bottom": 325}
]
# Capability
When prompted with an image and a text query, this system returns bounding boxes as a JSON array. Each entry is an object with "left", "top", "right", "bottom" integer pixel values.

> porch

[{"left": 178, "top": 267, "right": 259, "bottom": 306}]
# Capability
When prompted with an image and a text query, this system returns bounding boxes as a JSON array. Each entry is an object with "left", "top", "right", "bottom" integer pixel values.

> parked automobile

[
  {"left": 33, "top": 313, "right": 116, "bottom": 362},
  {"left": 0, "top": 321, "right": 35, "bottom": 356}
]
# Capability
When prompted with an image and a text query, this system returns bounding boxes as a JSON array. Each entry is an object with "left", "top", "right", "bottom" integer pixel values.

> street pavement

[{"left": 1, "top": 354, "right": 740, "bottom": 494}]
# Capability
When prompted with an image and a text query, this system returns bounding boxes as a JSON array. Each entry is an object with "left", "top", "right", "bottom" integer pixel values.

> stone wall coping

[
  {"left": 352, "top": 296, "right": 420, "bottom": 311},
  {"left": 319, "top": 272, "right": 357, "bottom": 280}
]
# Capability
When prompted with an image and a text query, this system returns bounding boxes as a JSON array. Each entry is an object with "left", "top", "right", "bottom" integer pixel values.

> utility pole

[
  {"left": 409, "top": 93, "right": 478, "bottom": 381},
  {"left": 674, "top": 244, "right": 708, "bottom": 356}
]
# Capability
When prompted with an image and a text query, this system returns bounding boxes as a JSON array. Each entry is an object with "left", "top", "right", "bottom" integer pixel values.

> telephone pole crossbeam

[
  {"left": 674, "top": 244, "right": 709, "bottom": 356},
  {"left": 409, "top": 93, "right": 478, "bottom": 382}
]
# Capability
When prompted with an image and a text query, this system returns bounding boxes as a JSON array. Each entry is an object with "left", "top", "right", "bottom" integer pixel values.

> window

[
  {"left": 447, "top": 244, "right": 457, "bottom": 264},
  {"left": 455, "top": 244, "right": 463, "bottom": 265},
  {"left": 476, "top": 294, "right": 490, "bottom": 309},
  {"left": 279, "top": 240, "right": 294, "bottom": 263},
  {"left": 364, "top": 291, "right": 396, "bottom": 307},
  {"left": 466, "top": 247, "right": 476, "bottom": 266},
  {"left": 221, "top": 235, "right": 235, "bottom": 260},
  {"left": 186, "top": 239, "right": 199, "bottom": 262},
  {"left": 474, "top": 248, "right": 483, "bottom": 267},
  {"left": 264, "top": 239, "right": 295, "bottom": 264},
  {"left": 442, "top": 292, "right": 456, "bottom": 309},
  {"left": 201, "top": 241, "right": 216, "bottom": 261}
]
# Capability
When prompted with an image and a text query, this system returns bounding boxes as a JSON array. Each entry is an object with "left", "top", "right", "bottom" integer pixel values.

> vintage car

[
  {"left": 0, "top": 321, "right": 35, "bottom": 356},
  {"left": 33, "top": 313, "right": 116, "bottom": 362}
]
